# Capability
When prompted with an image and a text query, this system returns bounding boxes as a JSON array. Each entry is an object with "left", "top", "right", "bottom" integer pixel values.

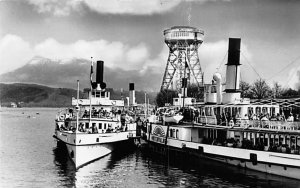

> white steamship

[{"left": 54, "top": 60, "right": 138, "bottom": 168}]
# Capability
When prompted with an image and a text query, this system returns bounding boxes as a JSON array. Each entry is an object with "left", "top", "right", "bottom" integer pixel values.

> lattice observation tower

[{"left": 161, "top": 26, "right": 204, "bottom": 91}]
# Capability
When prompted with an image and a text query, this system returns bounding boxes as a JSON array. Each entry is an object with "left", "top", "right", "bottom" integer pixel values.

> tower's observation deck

[
  {"left": 164, "top": 26, "right": 204, "bottom": 44},
  {"left": 161, "top": 26, "right": 204, "bottom": 91}
]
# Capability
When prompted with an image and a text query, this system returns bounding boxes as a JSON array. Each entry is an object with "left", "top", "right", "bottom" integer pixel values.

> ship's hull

[
  {"left": 62, "top": 139, "right": 134, "bottom": 168},
  {"left": 54, "top": 130, "right": 136, "bottom": 168},
  {"left": 145, "top": 139, "right": 300, "bottom": 179}
]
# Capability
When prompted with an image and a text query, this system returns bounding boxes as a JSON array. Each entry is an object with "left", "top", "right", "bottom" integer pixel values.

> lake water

[{"left": 1, "top": 108, "right": 300, "bottom": 188}]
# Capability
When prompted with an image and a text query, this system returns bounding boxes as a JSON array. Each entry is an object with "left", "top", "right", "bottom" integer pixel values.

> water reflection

[
  {"left": 52, "top": 144, "right": 76, "bottom": 187},
  {"left": 52, "top": 142, "right": 300, "bottom": 187},
  {"left": 142, "top": 150, "right": 300, "bottom": 188},
  {"left": 52, "top": 142, "right": 138, "bottom": 187}
]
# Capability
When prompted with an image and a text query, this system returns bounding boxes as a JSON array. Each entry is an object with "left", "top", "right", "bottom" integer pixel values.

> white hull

[
  {"left": 65, "top": 142, "right": 113, "bottom": 168},
  {"left": 55, "top": 130, "right": 136, "bottom": 168}
]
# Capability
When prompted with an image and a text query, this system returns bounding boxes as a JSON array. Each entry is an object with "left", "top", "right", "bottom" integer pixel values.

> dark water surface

[{"left": 1, "top": 108, "right": 300, "bottom": 187}]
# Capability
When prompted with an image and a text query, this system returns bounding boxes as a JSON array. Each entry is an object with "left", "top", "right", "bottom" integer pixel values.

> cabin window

[
  {"left": 176, "top": 130, "right": 179, "bottom": 139},
  {"left": 205, "top": 107, "right": 212, "bottom": 116},
  {"left": 205, "top": 85, "right": 210, "bottom": 93},
  {"left": 92, "top": 123, "right": 96, "bottom": 128},
  {"left": 104, "top": 123, "right": 106, "bottom": 129},
  {"left": 270, "top": 107, "right": 276, "bottom": 116},
  {"left": 169, "top": 129, "right": 173, "bottom": 137},
  {"left": 248, "top": 107, "right": 253, "bottom": 117},
  {"left": 255, "top": 107, "right": 261, "bottom": 115},
  {"left": 211, "top": 86, "right": 216, "bottom": 93},
  {"left": 92, "top": 91, "right": 95, "bottom": 96},
  {"left": 85, "top": 122, "right": 89, "bottom": 129},
  {"left": 101, "top": 92, "right": 106, "bottom": 97},
  {"left": 175, "top": 99, "right": 178, "bottom": 102},
  {"left": 99, "top": 123, "right": 102, "bottom": 129},
  {"left": 262, "top": 107, "right": 268, "bottom": 115},
  {"left": 96, "top": 92, "right": 101, "bottom": 98},
  {"left": 213, "top": 108, "right": 216, "bottom": 116},
  {"left": 224, "top": 107, "right": 231, "bottom": 117}
]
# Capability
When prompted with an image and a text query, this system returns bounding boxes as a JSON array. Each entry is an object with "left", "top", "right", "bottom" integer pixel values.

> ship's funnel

[
  {"left": 129, "top": 83, "right": 136, "bottom": 106},
  {"left": 223, "top": 38, "right": 241, "bottom": 104},
  {"left": 96, "top": 60, "right": 104, "bottom": 84},
  {"left": 227, "top": 38, "right": 241, "bottom": 66},
  {"left": 95, "top": 60, "right": 106, "bottom": 90},
  {"left": 225, "top": 38, "right": 241, "bottom": 92}
]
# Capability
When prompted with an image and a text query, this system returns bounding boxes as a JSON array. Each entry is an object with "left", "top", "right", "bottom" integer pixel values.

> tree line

[
  {"left": 156, "top": 79, "right": 300, "bottom": 107},
  {"left": 240, "top": 79, "right": 300, "bottom": 99}
]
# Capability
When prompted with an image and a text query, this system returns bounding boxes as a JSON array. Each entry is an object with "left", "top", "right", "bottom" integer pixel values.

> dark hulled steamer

[{"left": 145, "top": 33, "right": 300, "bottom": 179}]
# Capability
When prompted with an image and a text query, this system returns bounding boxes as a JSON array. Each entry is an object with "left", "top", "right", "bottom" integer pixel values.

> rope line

[
  {"left": 241, "top": 52, "right": 263, "bottom": 80},
  {"left": 267, "top": 55, "right": 300, "bottom": 80}
]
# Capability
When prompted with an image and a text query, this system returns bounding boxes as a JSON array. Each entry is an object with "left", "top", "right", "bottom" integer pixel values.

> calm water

[{"left": 1, "top": 108, "right": 300, "bottom": 188}]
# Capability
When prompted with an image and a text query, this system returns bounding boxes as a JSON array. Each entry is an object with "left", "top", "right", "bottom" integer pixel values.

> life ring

[
  {"left": 229, "top": 119, "right": 234, "bottom": 127},
  {"left": 60, "top": 115, "right": 64, "bottom": 120}
]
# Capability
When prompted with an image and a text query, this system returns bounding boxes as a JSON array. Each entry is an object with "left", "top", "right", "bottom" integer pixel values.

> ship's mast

[
  {"left": 76, "top": 80, "right": 79, "bottom": 132},
  {"left": 89, "top": 57, "right": 93, "bottom": 123}
]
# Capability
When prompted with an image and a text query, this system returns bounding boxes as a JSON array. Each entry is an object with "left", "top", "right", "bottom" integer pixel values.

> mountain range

[
  {"left": 0, "top": 56, "right": 159, "bottom": 107},
  {"left": 0, "top": 82, "right": 156, "bottom": 107},
  {"left": 0, "top": 56, "right": 162, "bottom": 91}
]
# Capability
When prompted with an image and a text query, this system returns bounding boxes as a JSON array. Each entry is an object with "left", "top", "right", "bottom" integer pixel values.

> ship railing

[
  {"left": 248, "top": 120, "right": 300, "bottom": 131},
  {"left": 268, "top": 121, "right": 300, "bottom": 130},
  {"left": 199, "top": 116, "right": 217, "bottom": 125}
]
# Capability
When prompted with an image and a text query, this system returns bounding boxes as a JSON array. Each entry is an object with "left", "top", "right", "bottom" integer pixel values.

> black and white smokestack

[
  {"left": 227, "top": 38, "right": 241, "bottom": 66},
  {"left": 129, "top": 83, "right": 134, "bottom": 91},
  {"left": 225, "top": 38, "right": 241, "bottom": 92},
  {"left": 96, "top": 60, "right": 104, "bottom": 84}
]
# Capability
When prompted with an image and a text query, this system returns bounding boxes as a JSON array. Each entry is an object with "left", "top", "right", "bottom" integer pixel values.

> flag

[{"left": 90, "top": 59, "right": 94, "bottom": 85}]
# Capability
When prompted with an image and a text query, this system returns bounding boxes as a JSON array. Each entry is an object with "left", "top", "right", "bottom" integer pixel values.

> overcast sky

[{"left": 0, "top": 0, "right": 300, "bottom": 90}]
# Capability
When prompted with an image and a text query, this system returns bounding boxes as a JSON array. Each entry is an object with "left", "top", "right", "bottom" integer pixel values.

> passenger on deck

[
  {"left": 270, "top": 113, "right": 277, "bottom": 121},
  {"left": 261, "top": 115, "right": 269, "bottom": 128},
  {"left": 276, "top": 113, "right": 284, "bottom": 121},
  {"left": 295, "top": 114, "right": 299, "bottom": 121},
  {"left": 287, "top": 113, "right": 294, "bottom": 122},
  {"left": 92, "top": 124, "right": 98, "bottom": 133},
  {"left": 228, "top": 118, "right": 234, "bottom": 127},
  {"left": 106, "top": 125, "right": 113, "bottom": 133},
  {"left": 82, "top": 110, "right": 88, "bottom": 118},
  {"left": 78, "top": 123, "right": 85, "bottom": 132}
]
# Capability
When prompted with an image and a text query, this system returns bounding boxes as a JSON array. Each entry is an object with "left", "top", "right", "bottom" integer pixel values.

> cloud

[
  {"left": 199, "top": 40, "right": 253, "bottom": 84},
  {"left": 83, "top": 0, "right": 181, "bottom": 15},
  {"left": 27, "top": 0, "right": 82, "bottom": 16},
  {"left": 125, "top": 43, "right": 149, "bottom": 69},
  {"left": 0, "top": 35, "right": 34, "bottom": 74},
  {"left": 26, "top": 0, "right": 231, "bottom": 16},
  {"left": 26, "top": 0, "right": 181, "bottom": 16},
  {"left": 0, "top": 34, "right": 151, "bottom": 75},
  {"left": 0, "top": 34, "right": 260, "bottom": 91},
  {"left": 287, "top": 64, "right": 300, "bottom": 90}
]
